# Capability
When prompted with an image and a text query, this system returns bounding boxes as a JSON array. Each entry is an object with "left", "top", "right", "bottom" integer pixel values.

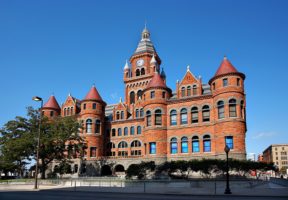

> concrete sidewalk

[{"left": 0, "top": 182, "right": 287, "bottom": 197}]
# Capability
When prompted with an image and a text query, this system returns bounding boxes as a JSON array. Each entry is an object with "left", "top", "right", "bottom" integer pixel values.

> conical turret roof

[
  {"left": 43, "top": 95, "right": 61, "bottom": 110},
  {"left": 146, "top": 72, "right": 167, "bottom": 89},
  {"left": 84, "top": 85, "right": 103, "bottom": 101},
  {"left": 215, "top": 56, "right": 238, "bottom": 76}
]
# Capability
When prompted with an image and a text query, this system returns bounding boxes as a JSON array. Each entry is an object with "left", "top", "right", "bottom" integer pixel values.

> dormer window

[
  {"left": 237, "top": 78, "right": 240, "bottom": 86},
  {"left": 93, "top": 103, "right": 97, "bottom": 109},
  {"left": 83, "top": 103, "right": 86, "bottom": 110}
]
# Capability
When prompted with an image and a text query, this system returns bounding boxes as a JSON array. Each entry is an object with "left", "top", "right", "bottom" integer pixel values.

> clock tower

[{"left": 123, "top": 27, "right": 162, "bottom": 108}]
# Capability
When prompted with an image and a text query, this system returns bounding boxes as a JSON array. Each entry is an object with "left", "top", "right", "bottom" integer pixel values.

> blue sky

[{"left": 0, "top": 0, "right": 287, "bottom": 157}]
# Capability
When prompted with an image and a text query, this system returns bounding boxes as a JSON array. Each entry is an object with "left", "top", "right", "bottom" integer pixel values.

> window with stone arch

[
  {"left": 67, "top": 107, "right": 70, "bottom": 116},
  {"left": 137, "top": 90, "right": 143, "bottom": 100},
  {"left": 240, "top": 100, "right": 244, "bottom": 119},
  {"left": 180, "top": 108, "right": 188, "bottom": 125},
  {"left": 137, "top": 126, "right": 142, "bottom": 134},
  {"left": 170, "top": 137, "right": 178, "bottom": 154},
  {"left": 146, "top": 110, "right": 152, "bottom": 126},
  {"left": 111, "top": 129, "right": 116, "bottom": 137},
  {"left": 229, "top": 99, "right": 237, "bottom": 117},
  {"left": 181, "top": 137, "right": 188, "bottom": 153},
  {"left": 116, "top": 112, "right": 120, "bottom": 120},
  {"left": 131, "top": 140, "right": 141, "bottom": 147},
  {"left": 191, "top": 107, "right": 198, "bottom": 123},
  {"left": 192, "top": 136, "right": 199, "bottom": 152},
  {"left": 130, "top": 91, "right": 135, "bottom": 104},
  {"left": 181, "top": 87, "right": 185, "bottom": 97},
  {"left": 118, "top": 128, "right": 122, "bottom": 136},
  {"left": 193, "top": 85, "right": 197, "bottom": 95},
  {"left": 64, "top": 108, "right": 67, "bottom": 116},
  {"left": 141, "top": 68, "right": 145, "bottom": 75},
  {"left": 95, "top": 119, "right": 101, "bottom": 133},
  {"left": 124, "top": 127, "right": 128, "bottom": 136},
  {"left": 86, "top": 119, "right": 92, "bottom": 133},
  {"left": 140, "top": 108, "right": 144, "bottom": 117},
  {"left": 121, "top": 111, "right": 124, "bottom": 119},
  {"left": 203, "top": 135, "right": 211, "bottom": 152},
  {"left": 136, "top": 69, "right": 140, "bottom": 76},
  {"left": 170, "top": 109, "right": 177, "bottom": 126},
  {"left": 155, "top": 109, "right": 162, "bottom": 126},
  {"left": 118, "top": 141, "right": 128, "bottom": 148},
  {"left": 130, "top": 126, "right": 135, "bottom": 135},
  {"left": 202, "top": 105, "right": 210, "bottom": 122},
  {"left": 187, "top": 86, "right": 191, "bottom": 96},
  {"left": 217, "top": 101, "right": 225, "bottom": 119}
]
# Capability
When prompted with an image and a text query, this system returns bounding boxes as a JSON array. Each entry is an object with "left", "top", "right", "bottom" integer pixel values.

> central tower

[{"left": 123, "top": 27, "right": 163, "bottom": 108}]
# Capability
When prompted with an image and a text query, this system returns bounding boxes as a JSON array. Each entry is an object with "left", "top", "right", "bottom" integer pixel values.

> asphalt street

[{"left": 0, "top": 191, "right": 287, "bottom": 200}]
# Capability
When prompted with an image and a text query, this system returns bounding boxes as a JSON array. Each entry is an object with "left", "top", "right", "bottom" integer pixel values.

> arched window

[
  {"left": 130, "top": 126, "right": 135, "bottom": 135},
  {"left": 170, "top": 137, "right": 178, "bottom": 154},
  {"left": 111, "top": 129, "right": 116, "bottom": 137},
  {"left": 137, "top": 90, "right": 142, "bottom": 100},
  {"left": 124, "top": 127, "right": 128, "bottom": 136},
  {"left": 181, "top": 137, "right": 188, "bottom": 153},
  {"left": 155, "top": 109, "right": 162, "bottom": 126},
  {"left": 229, "top": 99, "right": 237, "bottom": 117},
  {"left": 95, "top": 119, "right": 101, "bottom": 133},
  {"left": 180, "top": 108, "right": 188, "bottom": 124},
  {"left": 136, "top": 69, "right": 140, "bottom": 76},
  {"left": 135, "top": 109, "right": 139, "bottom": 118},
  {"left": 170, "top": 110, "right": 177, "bottom": 126},
  {"left": 193, "top": 85, "right": 197, "bottom": 95},
  {"left": 191, "top": 107, "right": 198, "bottom": 123},
  {"left": 121, "top": 111, "right": 124, "bottom": 119},
  {"left": 187, "top": 86, "right": 191, "bottom": 96},
  {"left": 116, "top": 112, "right": 120, "bottom": 120},
  {"left": 67, "top": 107, "right": 70, "bottom": 116},
  {"left": 137, "top": 126, "right": 142, "bottom": 134},
  {"left": 146, "top": 111, "right": 151, "bottom": 126},
  {"left": 240, "top": 100, "right": 244, "bottom": 119},
  {"left": 64, "top": 108, "right": 67, "bottom": 116},
  {"left": 181, "top": 87, "right": 185, "bottom": 97},
  {"left": 118, "top": 128, "right": 122, "bottom": 136},
  {"left": 203, "top": 135, "right": 211, "bottom": 152},
  {"left": 118, "top": 141, "right": 128, "bottom": 148},
  {"left": 131, "top": 140, "right": 141, "bottom": 147},
  {"left": 141, "top": 68, "right": 145, "bottom": 75},
  {"left": 217, "top": 101, "right": 225, "bottom": 119},
  {"left": 140, "top": 108, "right": 144, "bottom": 117},
  {"left": 202, "top": 105, "right": 210, "bottom": 122},
  {"left": 192, "top": 136, "right": 199, "bottom": 152},
  {"left": 130, "top": 91, "right": 135, "bottom": 104},
  {"left": 86, "top": 119, "right": 92, "bottom": 133}
]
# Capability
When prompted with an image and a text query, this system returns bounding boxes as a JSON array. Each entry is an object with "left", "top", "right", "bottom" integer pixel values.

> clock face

[{"left": 136, "top": 59, "right": 144, "bottom": 67}]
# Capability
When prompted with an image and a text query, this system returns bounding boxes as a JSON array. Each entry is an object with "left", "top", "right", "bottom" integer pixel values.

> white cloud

[
  {"left": 252, "top": 131, "right": 277, "bottom": 139},
  {"left": 110, "top": 92, "right": 119, "bottom": 101}
]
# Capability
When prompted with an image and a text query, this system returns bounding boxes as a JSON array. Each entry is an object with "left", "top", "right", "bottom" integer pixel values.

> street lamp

[
  {"left": 224, "top": 145, "right": 232, "bottom": 194},
  {"left": 32, "top": 96, "right": 43, "bottom": 189}
]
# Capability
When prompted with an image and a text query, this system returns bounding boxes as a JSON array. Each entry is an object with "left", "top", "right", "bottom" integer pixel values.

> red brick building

[{"left": 41, "top": 27, "right": 247, "bottom": 176}]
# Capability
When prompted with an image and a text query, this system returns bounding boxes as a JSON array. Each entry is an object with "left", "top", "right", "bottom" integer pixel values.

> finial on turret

[
  {"left": 150, "top": 54, "right": 157, "bottom": 64},
  {"left": 68, "top": 92, "right": 71, "bottom": 96},
  {"left": 224, "top": 55, "right": 227, "bottom": 60},
  {"left": 187, "top": 65, "right": 190, "bottom": 72},
  {"left": 119, "top": 97, "right": 122, "bottom": 103},
  {"left": 124, "top": 59, "right": 129, "bottom": 70}
]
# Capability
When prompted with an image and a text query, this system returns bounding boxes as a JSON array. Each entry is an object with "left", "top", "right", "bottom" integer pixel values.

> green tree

[{"left": 0, "top": 107, "right": 84, "bottom": 179}]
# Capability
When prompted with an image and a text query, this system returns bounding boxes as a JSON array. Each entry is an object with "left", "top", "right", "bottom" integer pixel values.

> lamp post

[
  {"left": 32, "top": 96, "right": 43, "bottom": 189},
  {"left": 224, "top": 145, "right": 232, "bottom": 194}
]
